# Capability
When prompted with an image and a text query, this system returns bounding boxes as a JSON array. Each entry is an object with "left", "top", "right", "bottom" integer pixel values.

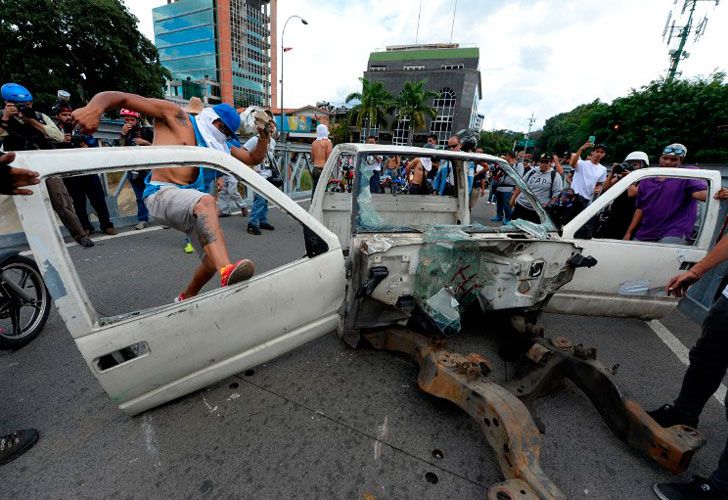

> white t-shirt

[
  {"left": 243, "top": 136, "right": 276, "bottom": 178},
  {"left": 571, "top": 159, "right": 607, "bottom": 200}
]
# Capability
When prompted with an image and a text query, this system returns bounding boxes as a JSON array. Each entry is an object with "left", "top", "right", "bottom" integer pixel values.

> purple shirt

[{"left": 635, "top": 172, "right": 707, "bottom": 241}]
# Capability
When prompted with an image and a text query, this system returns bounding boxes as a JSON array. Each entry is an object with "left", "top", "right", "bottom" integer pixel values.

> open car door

[
  {"left": 12, "top": 146, "right": 345, "bottom": 415},
  {"left": 545, "top": 167, "right": 722, "bottom": 319}
]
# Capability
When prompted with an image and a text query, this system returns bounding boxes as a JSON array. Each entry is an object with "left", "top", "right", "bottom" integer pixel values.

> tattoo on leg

[{"left": 195, "top": 214, "right": 217, "bottom": 247}]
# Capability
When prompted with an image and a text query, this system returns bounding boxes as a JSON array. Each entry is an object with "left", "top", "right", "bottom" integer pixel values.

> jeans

[
  {"left": 495, "top": 190, "right": 513, "bottom": 221},
  {"left": 129, "top": 173, "right": 149, "bottom": 222},
  {"left": 311, "top": 167, "right": 322, "bottom": 199},
  {"left": 249, "top": 193, "right": 268, "bottom": 226},
  {"left": 488, "top": 182, "right": 497, "bottom": 202},
  {"left": 673, "top": 296, "right": 728, "bottom": 493},
  {"left": 369, "top": 169, "right": 382, "bottom": 194}
]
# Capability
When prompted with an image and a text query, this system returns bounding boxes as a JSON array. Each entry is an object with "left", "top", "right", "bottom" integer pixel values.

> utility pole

[
  {"left": 663, "top": 0, "right": 719, "bottom": 83},
  {"left": 523, "top": 113, "right": 536, "bottom": 157}
]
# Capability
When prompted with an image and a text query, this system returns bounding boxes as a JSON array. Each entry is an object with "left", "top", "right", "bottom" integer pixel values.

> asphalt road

[{"left": 1, "top": 198, "right": 726, "bottom": 499}]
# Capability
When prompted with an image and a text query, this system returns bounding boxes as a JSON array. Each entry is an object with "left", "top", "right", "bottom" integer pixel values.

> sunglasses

[
  {"left": 447, "top": 143, "right": 458, "bottom": 149},
  {"left": 662, "top": 146, "right": 685, "bottom": 157}
]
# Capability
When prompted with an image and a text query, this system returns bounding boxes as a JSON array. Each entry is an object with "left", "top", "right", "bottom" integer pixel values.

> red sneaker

[{"left": 220, "top": 259, "right": 255, "bottom": 287}]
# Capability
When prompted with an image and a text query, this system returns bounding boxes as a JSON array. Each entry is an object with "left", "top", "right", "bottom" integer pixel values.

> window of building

[
  {"left": 369, "top": 65, "right": 388, "bottom": 72},
  {"left": 393, "top": 116, "right": 410, "bottom": 146},
  {"left": 440, "top": 64, "right": 464, "bottom": 70},
  {"left": 429, "top": 88, "right": 457, "bottom": 146},
  {"left": 403, "top": 65, "right": 425, "bottom": 71}
]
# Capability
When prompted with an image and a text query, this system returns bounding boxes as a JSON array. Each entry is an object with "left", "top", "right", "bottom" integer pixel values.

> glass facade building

[{"left": 153, "top": 0, "right": 273, "bottom": 107}]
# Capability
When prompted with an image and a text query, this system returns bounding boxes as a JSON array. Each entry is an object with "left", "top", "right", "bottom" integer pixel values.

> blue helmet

[
  {"left": 1, "top": 83, "right": 33, "bottom": 102},
  {"left": 212, "top": 103, "right": 240, "bottom": 139}
]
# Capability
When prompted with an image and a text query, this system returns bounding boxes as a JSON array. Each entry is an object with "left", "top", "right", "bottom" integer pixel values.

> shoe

[
  {"left": 103, "top": 227, "right": 118, "bottom": 236},
  {"left": 502, "top": 219, "right": 511, "bottom": 225},
  {"left": 134, "top": 221, "right": 148, "bottom": 230},
  {"left": 76, "top": 237, "right": 95, "bottom": 248},
  {"left": 183, "top": 242, "right": 194, "bottom": 254},
  {"left": 259, "top": 222, "right": 275, "bottom": 231},
  {"left": 220, "top": 259, "right": 255, "bottom": 287},
  {"left": 241, "top": 206, "right": 249, "bottom": 217},
  {"left": 0, "top": 428, "right": 39, "bottom": 466},
  {"left": 490, "top": 216, "right": 503, "bottom": 222},
  {"left": 218, "top": 212, "right": 231, "bottom": 218},
  {"left": 247, "top": 224, "right": 261, "bottom": 236},
  {"left": 648, "top": 404, "right": 699, "bottom": 428},
  {"left": 653, "top": 476, "right": 723, "bottom": 499}
]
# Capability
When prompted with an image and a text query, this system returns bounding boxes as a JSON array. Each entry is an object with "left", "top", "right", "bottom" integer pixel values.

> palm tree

[
  {"left": 345, "top": 78, "right": 393, "bottom": 138},
  {"left": 390, "top": 80, "right": 438, "bottom": 146}
]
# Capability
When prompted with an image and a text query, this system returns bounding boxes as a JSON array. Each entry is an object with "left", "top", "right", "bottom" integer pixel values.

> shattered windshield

[{"left": 351, "top": 149, "right": 557, "bottom": 235}]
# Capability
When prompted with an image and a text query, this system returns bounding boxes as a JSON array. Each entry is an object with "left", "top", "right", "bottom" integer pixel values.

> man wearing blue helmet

[
  {"left": 0, "top": 83, "right": 64, "bottom": 151},
  {"left": 73, "top": 92, "right": 271, "bottom": 299}
]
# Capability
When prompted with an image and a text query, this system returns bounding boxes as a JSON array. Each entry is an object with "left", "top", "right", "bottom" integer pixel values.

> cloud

[{"left": 125, "top": 0, "right": 728, "bottom": 131}]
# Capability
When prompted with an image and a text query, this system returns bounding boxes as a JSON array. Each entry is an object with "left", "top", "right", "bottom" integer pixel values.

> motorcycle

[{"left": 0, "top": 251, "right": 51, "bottom": 349}]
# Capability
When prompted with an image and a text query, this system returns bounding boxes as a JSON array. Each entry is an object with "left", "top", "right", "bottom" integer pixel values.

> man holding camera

[
  {"left": 118, "top": 108, "right": 152, "bottom": 230},
  {"left": 0, "top": 84, "right": 94, "bottom": 247}
]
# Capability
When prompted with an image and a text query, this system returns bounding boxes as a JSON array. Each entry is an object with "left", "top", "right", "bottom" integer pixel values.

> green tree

[
  {"left": 345, "top": 78, "right": 393, "bottom": 134},
  {"left": 328, "top": 120, "right": 351, "bottom": 145},
  {"left": 0, "top": 0, "right": 170, "bottom": 110},
  {"left": 538, "top": 74, "right": 728, "bottom": 163},
  {"left": 391, "top": 80, "right": 437, "bottom": 145},
  {"left": 478, "top": 129, "right": 523, "bottom": 155}
]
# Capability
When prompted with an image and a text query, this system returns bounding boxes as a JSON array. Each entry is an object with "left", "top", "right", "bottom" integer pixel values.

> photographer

[
  {"left": 118, "top": 108, "right": 151, "bottom": 230},
  {"left": 1, "top": 84, "right": 93, "bottom": 247},
  {"left": 596, "top": 151, "right": 649, "bottom": 240},
  {"left": 0, "top": 83, "right": 64, "bottom": 150}
]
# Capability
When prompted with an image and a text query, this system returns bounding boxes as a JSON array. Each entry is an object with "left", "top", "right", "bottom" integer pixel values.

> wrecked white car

[{"left": 11, "top": 144, "right": 723, "bottom": 499}]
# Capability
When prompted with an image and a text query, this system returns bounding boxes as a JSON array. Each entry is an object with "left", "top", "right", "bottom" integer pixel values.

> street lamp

[{"left": 280, "top": 15, "right": 308, "bottom": 138}]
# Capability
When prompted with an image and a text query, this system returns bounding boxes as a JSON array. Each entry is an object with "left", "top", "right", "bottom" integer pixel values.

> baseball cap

[
  {"left": 594, "top": 143, "right": 608, "bottom": 151},
  {"left": 212, "top": 103, "right": 240, "bottom": 139},
  {"left": 662, "top": 143, "right": 687, "bottom": 158},
  {"left": 539, "top": 153, "right": 551, "bottom": 162}
]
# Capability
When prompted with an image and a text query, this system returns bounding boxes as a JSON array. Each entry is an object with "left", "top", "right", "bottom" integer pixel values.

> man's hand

[
  {"left": 72, "top": 104, "right": 104, "bottom": 134},
  {"left": 666, "top": 270, "right": 701, "bottom": 297},
  {"left": 63, "top": 133, "right": 72, "bottom": 143},
  {"left": 2, "top": 103, "right": 18, "bottom": 120},
  {"left": 715, "top": 187, "right": 728, "bottom": 201},
  {"left": 581, "top": 141, "right": 594, "bottom": 150},
  {"left": 623, "top": 231, "right": 632, "bottom": 241},
  {"left": 0, "top": 152, "right": 40, "bottom": 195},
  {"left": 121, "top": 123, "right": 133, "bottom": 136},
  {"left": 133, "top": 138, "right": 151, "bottom": 146}
]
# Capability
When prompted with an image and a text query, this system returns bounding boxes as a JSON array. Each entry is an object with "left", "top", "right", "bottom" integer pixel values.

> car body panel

[
  {"left": 11, "top": 146, "right": 345, "bottom": 415},
  {"left": 546, "top": 167, "right": 722, "bottom": 318}
]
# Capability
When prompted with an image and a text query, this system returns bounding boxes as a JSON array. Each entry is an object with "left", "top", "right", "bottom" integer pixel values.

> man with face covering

[
  {"left": 73, "top": 92, "right": 271, "bottom": 299},
  {"left": 310, "top": 123, "right": 333, "bottom": 194}
]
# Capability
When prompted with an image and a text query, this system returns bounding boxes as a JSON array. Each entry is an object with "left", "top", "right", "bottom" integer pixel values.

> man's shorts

[{"left": 145, "top": 186, "right": 208, "bottom": 258}]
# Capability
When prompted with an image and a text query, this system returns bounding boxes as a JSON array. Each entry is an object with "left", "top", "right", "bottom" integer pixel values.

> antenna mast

[{"left": 663, "top": 0, "right": 720, "bottom": 82}]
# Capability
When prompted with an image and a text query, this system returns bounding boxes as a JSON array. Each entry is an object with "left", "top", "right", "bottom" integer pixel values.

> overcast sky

[{"left": 124, "top": 0, "right": 727, "bottom": 132}]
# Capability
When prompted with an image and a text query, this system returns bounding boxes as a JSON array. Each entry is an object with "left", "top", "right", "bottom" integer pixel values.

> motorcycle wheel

[
  {"left": 325, "top": 181, "right": 344, "bottom": 193},
  {"left": 0, "top": 255, "right": 51, "bottom": 349}
]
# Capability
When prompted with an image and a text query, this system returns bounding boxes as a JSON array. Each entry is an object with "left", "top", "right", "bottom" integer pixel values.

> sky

[{"left": 124, "top": 0, "right": 727, "bottom": 132}]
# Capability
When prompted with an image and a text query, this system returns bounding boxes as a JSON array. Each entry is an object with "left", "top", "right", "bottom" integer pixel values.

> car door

[
  {"left": 545, "top": 167, "right": 722, "bottom": 319},
  {"left": 12, "top": 146, "right": 345, "bottom": 415}
]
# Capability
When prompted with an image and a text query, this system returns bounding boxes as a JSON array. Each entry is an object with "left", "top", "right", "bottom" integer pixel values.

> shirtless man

[
  {"left": 310, "top": 123, "right": 333, "bottom": 195},
  {"left": 72, "top": 91, "right": 270, "bottom": 299},
  {"left": 405, "top": 156, "right": 435, "bottom": 195}
]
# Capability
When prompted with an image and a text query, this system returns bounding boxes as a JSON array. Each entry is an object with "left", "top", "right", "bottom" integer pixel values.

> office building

[
  {"left": 153, "top": 0, "right": 276, "bottom": 108},
  {"left": 362, "top": 43, "right": 482, "bottom": 146}
]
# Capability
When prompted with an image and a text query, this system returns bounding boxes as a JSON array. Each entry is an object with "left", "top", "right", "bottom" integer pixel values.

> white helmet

[{"left": 624, "top": 151, "right": 649, "bottom": 167}]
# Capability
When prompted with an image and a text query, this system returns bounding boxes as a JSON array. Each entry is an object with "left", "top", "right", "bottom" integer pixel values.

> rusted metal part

[
  {"left": 364, "top": 327, "right": 565, "bottom": 499},
  {"left": 506, "top": 337, "right": 706, "bottom": 474}
]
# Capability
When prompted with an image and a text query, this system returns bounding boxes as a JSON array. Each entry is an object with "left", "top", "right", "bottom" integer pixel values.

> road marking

[{"left": 647, "top": 319, "right": 726, "bottom": 406}]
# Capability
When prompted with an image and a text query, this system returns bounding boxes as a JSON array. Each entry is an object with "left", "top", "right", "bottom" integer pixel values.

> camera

[
  {"left": 612, "top": 162, "right": 633, "bottom": 175},
  {"left": 17, "top": 103, "right": 37, "bottom": 119}
]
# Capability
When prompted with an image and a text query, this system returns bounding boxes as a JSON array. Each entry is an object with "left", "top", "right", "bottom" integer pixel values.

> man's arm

[
  {"left": 692, "top": 190, "right": 708, "bottom": 202},
  {"left": 73, "top": 91, "right": 184, "bottom": 134},
  {"left": 570, "top": 142, "right": 592, "bottom": 169},
  {"left": 39, "top": 113, "right": 64, "bottom": 143},
  {"left": 325, "top": 139, "right": 333, "bottom": 160},
  {"left": 230, "top": 136, "right": 269, "bottom": 166},
  {"left": 509, "top": 187, "right": 521, "bottom": 207},
  {"left": 0, "top": 152, "right": 40, "bottom": 195},
  {"left": 623, "top": 208, "right": 643, "bottom": 240},
  {"left": 552, "top": 155, "right": 564, "bottom": 175},
  {"left": 666, "top": 235, "right": 728, "bottom": 297}
]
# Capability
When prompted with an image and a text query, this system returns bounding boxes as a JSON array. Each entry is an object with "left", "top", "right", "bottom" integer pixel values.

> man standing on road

[
  {"left": 509, "top": 153, "right": 563, "bottom": 224},
  {"left": 117, "top": 108, "right": 152, "bottom": 230},
  {"left": 568, "top": 141, "right": 608, "bottom": 212},
  {"left": 0, "top": 151, "right": 40, "bottom": 466},
  {"left": 649, "top": 221, "right": 728, "bottom": 500},
  {"left": 492, "top": 151, "right": 524, "bottom": 224},
  {"left": 72, "top": 91, "right": 270, "bottom": 300},
  {"left": 310, "top": 124, "right": 332, "bottom": 195}
]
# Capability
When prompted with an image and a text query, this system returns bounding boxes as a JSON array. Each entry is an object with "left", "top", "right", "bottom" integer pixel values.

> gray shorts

[{"left": 145, "top": 187, "right": 208, "bottom": 258}]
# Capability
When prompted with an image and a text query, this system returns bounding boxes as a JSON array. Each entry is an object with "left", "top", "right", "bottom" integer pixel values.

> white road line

[{"left": 647, "top": 319, "right": 726, "bottom": 406}]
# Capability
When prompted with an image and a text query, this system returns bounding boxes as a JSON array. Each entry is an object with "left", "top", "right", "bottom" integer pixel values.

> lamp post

[{"left": 280, "top": 15, "right": 308, "bottom": 138}]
